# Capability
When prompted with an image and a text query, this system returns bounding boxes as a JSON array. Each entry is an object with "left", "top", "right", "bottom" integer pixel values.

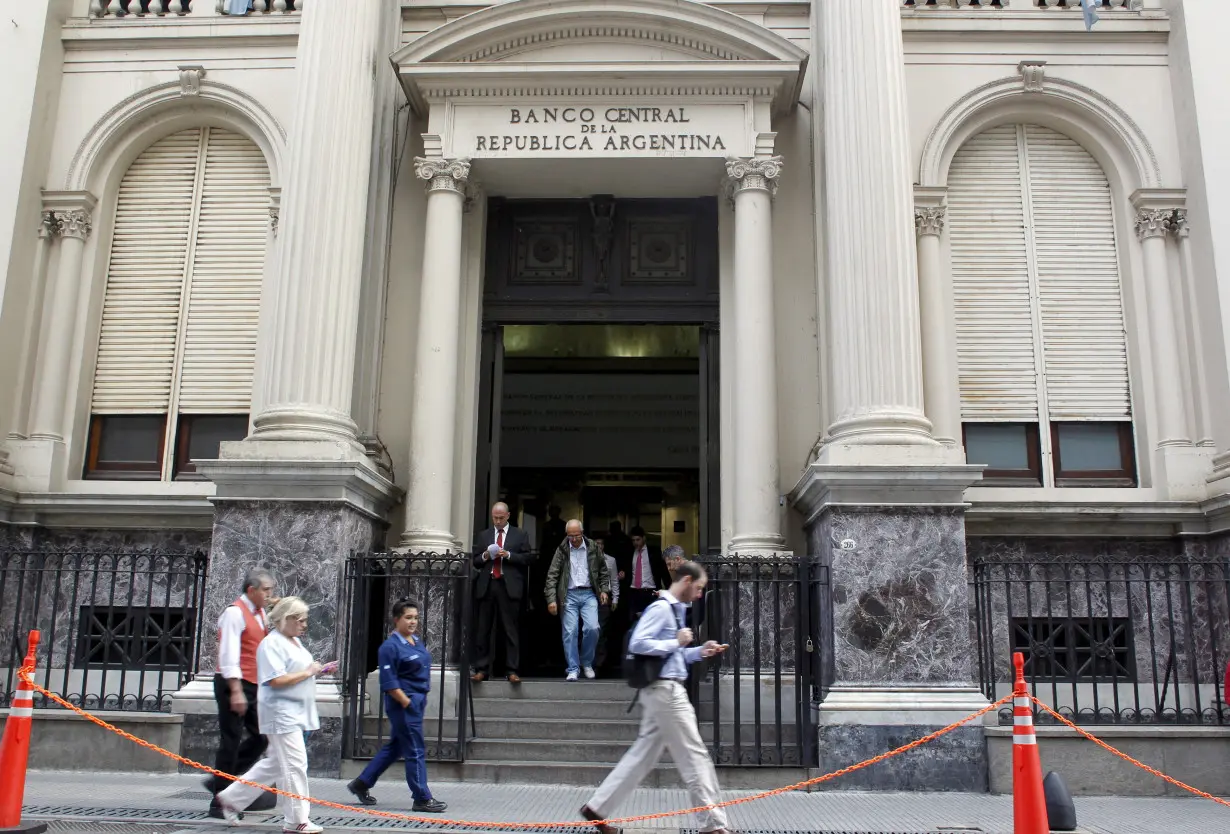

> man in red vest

[{"left": 206, "top": 568, "right": 277, "bottom": 819}]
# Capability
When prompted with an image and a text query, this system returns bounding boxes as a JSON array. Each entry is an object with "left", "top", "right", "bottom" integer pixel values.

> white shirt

[
  {"left": 632, "top": 546, "right": 655, "bottom": 590},
  {"left": 256, "top": 632, "right": 320, "bottom": 735},
  {"left": 568, "top": 542, "right": 591, "bottom": 589},
  {"left": 603, "top": 554, "right": 620, "bottom": 606},
  {"left": 216, "top": 595, "right": 266, "bottom": 680}
]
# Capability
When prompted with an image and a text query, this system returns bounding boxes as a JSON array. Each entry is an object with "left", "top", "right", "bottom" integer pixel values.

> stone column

[
  {"left": 184, "top": 0, "right": 399, "bottom": 778},
  {"left": 791, "top": 0, "right": 986, "bottom": 791},
  {"left": 725, "top": 157, "right": 786, "bottom": 556},
  {"left": 817, "top": 0, "right": 936, "bottom": 453},
  {"left": 914, "top": 190, "right": 960, "bottom": 447},
  {"left": 1, "top": 210, "right": 58, "bottom": 478},
  {"left": 1171, "top": 210, "right": 1214, "bottom": 447},
  {"left": 1134, "top": 208, "right": 1189, "bottom": 447},
  {"left": 1131, "top": 197, "right": 1208, "bottom": 500},
  {"left": 401, "top": 159, "right": 470, "bottom": 552},
  {"left": 29, "top": 198, "right": 94, "bottom": 443},
  {"left": 8, "top": 211, "right": 58, "bottom": 442},
  {"left": 246, "top": 0, "right": 386, "bottom": 447}
]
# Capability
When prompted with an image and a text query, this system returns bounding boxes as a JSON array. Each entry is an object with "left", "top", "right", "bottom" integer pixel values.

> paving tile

[{"left": 19, "top": 769, "right": 1230, "bottom": 834}]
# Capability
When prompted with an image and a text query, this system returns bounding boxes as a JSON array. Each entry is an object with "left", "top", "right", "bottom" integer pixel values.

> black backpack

[{"left": 622, "top": 599, "right": 683, "bottom": 690}]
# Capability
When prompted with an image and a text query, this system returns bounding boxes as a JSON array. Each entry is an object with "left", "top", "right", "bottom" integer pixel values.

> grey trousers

[{"left": 587, "top": 680, "right": 728, "bottom": 832}]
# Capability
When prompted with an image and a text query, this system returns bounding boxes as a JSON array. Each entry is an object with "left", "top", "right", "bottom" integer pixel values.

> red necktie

[
  {"left": 633, "top": 548, "right": 643, "bottom": 588},
  {"left": 493, "top": 528, "right": 504, "bottom": 579}
]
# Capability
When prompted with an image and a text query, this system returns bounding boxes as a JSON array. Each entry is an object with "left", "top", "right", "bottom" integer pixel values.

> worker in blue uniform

[{"left": 346, "top": 599, "right": 447, "bottom": 812}]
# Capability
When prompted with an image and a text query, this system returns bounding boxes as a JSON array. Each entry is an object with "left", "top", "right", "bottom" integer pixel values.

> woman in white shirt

[{"left": 216, "top": 596, "right": 336, "bottom": 833}]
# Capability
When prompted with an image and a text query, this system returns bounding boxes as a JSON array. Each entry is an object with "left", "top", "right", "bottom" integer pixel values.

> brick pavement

[{"left": 17, "top": 769, "right": 1230, "bottom": 834}]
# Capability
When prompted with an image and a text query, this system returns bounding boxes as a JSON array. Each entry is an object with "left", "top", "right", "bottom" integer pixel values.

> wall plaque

[{"left": 450, "top": 102, "right": 753, "bottom": 158}]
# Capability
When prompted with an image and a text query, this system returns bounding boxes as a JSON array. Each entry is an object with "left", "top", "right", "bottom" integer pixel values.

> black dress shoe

[
  {"left": 347, "top": 778, "right": 377, "bottom": 806},
  {"left": 581, "top": 804, "right": 620, "bottom": 834},
  {"left": 247, "top": 790, "right": 278, "bottom": 812},
  {"left": 413, "top": 798, "right": 448, "bottom": 813}
]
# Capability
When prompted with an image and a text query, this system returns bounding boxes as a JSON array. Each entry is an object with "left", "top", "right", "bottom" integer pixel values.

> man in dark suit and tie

[{"left": 471, "top": 502, "right": 532, "bottom": 684}]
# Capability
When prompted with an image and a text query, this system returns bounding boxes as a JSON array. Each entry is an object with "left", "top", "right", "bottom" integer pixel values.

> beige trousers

[
  {"left": 217, "top": 730, "right": 311, "bottom": 827},
  {"left": 588, "top": 680, "right": 729, "bottom": 832}
]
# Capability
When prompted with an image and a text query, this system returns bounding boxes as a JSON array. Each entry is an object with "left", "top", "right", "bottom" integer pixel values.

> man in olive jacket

[{"left": 544, "top": 519, "right": 611, "bottom": 681}]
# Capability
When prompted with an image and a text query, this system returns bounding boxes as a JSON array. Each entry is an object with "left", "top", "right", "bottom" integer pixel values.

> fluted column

[
  {"left": 29, "top": 200, "right": 95, "bottom": 442},
  {"left": 725, "top": 157, "right": 786, "bottom": 555},
  {"left": 7, "top": 211, "right": 58, "bottom": 443},
  {"left": 1171, "top": 210, "right": 1214, "bottom": 447},
  {"left": 914, "top": 198, "right": 960, "bottom": 446},
  {"left": 1135, "top": 208, "right": 1189, "bottom": 446},
  {"left": 247, "top": 0, "right": 385, "bottom": 446},
  {"left": 819, "top": 0, "right": 935, "bottom": 449},
  {"left": 401, "top": 159, "right": 470, "bottom": 551}
]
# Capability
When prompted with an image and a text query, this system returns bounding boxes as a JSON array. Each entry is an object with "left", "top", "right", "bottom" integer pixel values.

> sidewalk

[{"left": 18, "top": 769, "right": 1230, "bottom": 834}]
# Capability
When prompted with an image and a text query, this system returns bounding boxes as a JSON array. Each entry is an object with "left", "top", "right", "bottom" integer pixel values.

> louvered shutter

[
  {"left": 948, "top": 124, "right": 1039, "bottom": 420},
  {"left": 1024, "top": 125, "right": 1131, "bottom": 420},
  {"left": 91, "top": 130, "right": 202, "bottom": 413},
  {"left": 176, "top": 129, "right": 269, "bottom": 412}
]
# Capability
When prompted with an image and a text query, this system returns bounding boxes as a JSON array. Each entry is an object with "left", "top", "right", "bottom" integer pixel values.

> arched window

[
  {"left": 948, "top": 123, "right": 1135, "bottom": 487},
  {"left": 85, "top": 127, "right": 269, "bottom": 480}
]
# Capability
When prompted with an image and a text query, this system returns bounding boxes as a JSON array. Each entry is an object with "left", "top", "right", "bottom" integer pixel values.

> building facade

[{"left": 3, "top": 0, "right": 1230, "bottom": 788}]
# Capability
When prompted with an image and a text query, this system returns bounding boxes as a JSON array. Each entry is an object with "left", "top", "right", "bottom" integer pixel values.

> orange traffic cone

[
  {"left": 0, "top": 630, "right": 47, "bottom": 833},
  {"left": 1012, "top": 650, "right": 1048, "bottom": 834}
]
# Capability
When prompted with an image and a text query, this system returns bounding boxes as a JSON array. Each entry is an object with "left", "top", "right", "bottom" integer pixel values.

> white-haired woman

[{"left": 216, "top": 596, "right": 337, "bottom": 834}]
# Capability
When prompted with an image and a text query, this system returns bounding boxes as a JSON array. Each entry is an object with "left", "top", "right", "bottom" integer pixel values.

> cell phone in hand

[{"left": 320, "top": 660, "right": 339, "bottom": 674}]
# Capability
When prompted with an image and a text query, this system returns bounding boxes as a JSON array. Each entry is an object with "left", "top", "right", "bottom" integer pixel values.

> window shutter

[
  {"left": 1023, "top": 125, "right": 1131, "bottom": 420},
  {"left": 176, "top": 129, "right": 270, "bottom": 413},
  {"left": 91, "top": 130, "right": 202, "bottom": 413},
  {"left": 948, "top": 124, "right": 1039, "bottom": 420}
]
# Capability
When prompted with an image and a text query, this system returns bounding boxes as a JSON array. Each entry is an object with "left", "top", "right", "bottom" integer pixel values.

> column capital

[
  {"left": 41, "top": 190, "right": 97, "bottom": 240},
  {"left": 723, "top": 156, "right": 783, "bottom": 202},
  {"left": 57, "top": 209, "right": 93, "bottom": 241},
  {"left": 1134, "top": 207, "right": 1172, "bottom": 242},
  {"left": 37, "top": 211, "right": 58, "bottom": 240},
  {"left": 414, "top": 157, "right": 471, "bottom": 194},
  {"left": 1170, "top": 208, "right": 1190, "bottom": 239},
  {"left": 914, "top": 206, "right": 946, "bottom": 238}
]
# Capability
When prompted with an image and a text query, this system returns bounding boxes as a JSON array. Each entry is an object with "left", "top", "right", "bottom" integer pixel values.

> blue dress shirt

[{"left": 628, "top": 590, "right": 703, "bottom": 681}]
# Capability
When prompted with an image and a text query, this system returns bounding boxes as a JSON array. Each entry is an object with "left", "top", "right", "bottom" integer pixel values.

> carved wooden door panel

[{"left": 483, "top": 197, "right": 719, "bottom": 324}]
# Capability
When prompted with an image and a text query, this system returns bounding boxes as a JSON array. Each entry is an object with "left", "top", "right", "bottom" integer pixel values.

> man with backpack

[{"left": 579, "top": 561, "right": 729, "bottom": 834}]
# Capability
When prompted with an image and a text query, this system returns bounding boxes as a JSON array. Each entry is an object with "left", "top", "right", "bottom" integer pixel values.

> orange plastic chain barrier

[
  {"left": 16, "top": 663, "right": 1009, "bottom": 828},
  {"left": 1028, "top": 696, "right": 1230, "bottom": 810}
]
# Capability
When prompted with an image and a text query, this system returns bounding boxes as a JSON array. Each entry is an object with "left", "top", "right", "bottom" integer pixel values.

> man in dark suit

[
  {"left": 472, "top": 502, "right": 533, "bottom": 684},
  {"left": 626, "top": 525, "right": 670, "bottom": 619}
]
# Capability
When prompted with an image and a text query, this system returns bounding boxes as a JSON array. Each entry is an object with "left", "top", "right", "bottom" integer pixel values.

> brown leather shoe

[
  {"left": 507, "top": 673, "right": 522, "bottom": 684},
  {"left": 470, "top": 671, "right": 486, "bottom": 683},
  {"left": 580, "top": 805, "right": 620, "bottom": 834}
]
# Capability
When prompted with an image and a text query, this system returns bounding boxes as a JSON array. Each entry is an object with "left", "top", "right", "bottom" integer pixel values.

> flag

[{"left": 1080, "top": 0, "right": 1101, "bottom": 31}]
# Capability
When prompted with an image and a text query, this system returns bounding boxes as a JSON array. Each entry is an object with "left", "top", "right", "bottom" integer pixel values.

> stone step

[
  {"left": 415, "top": 760, "right": 814, "bottom": 790},
  {"left": 469, "top": 679, "right": 630, "bottom": 700},
  {"left": 468, "top": 716, "right": 800, "bottom": 744},
  {"left": 467, "top": 738, "right": 631, "bottom": 763},
  {"left": 469, "top": 697, "right": 634, "bottom": 719},
  {"left": 473, "top": 717, "right": 642, "bottom": 741}
]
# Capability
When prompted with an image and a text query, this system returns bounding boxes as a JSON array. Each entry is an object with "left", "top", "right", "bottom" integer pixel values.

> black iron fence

[
  {"left": 972, "top": 556, "right": 1230, "bottom": 725},
  {"left": 0, "top": 549, "right": 208, "bottom": 712},
  {"left": 341, "top": 551, "right": 473, "bottom": 762},
  {"left": 692, "top": 553, "right": 827, "bottom": 766}
]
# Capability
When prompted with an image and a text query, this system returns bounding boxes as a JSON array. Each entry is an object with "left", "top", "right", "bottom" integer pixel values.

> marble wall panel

[
  {"left": 0, "top": 530, "right": 210, "bottom": 710},
  {"left": 969, "top": 537, "right": 1230, "bottom": 705},
  {"left": 200, "top": 501, "right": 385, "bottom": 673},
  {"left": 808, "top": 507, "right": 974, "bottom": 686}
]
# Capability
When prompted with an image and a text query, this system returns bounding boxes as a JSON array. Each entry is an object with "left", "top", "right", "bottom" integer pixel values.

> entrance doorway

[{"left": 473, "top": 196, "right": 720, "bottom": 677}]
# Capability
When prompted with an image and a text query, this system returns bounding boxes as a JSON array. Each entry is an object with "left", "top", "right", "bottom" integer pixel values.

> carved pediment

[{"left": 392, "top": 0, "right": 807, "bottom": 116}]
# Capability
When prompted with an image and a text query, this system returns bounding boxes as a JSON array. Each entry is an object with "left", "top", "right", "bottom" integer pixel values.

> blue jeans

[
  {"left": 357, "top": 693, "right": 431, "bottom": 802},
  {"left": 563, "top": 588, "right": 600, "bottom": 675}
]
